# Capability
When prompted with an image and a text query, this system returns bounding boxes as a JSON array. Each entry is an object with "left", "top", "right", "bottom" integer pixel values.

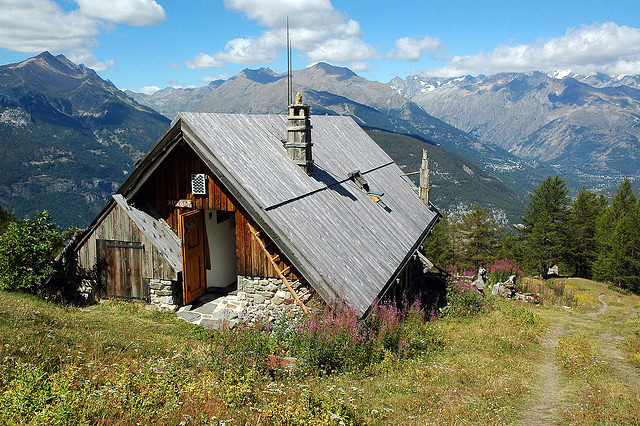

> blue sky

[{"left": 1, "top": 0, "right": 640, "bottom": 93}]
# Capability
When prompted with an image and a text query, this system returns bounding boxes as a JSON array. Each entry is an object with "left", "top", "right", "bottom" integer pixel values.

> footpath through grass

[{"left": 0, "top": 277, "right": 639, "bottom": 424}]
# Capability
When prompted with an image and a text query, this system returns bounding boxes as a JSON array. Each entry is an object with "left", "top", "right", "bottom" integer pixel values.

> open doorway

[{"left": 204, "top": 209, "right": 237, "bottom": 289}]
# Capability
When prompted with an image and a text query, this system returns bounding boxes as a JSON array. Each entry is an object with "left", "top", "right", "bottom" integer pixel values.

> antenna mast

[{"left": 286, "top": 17, "right": 293, "bottom": 106}]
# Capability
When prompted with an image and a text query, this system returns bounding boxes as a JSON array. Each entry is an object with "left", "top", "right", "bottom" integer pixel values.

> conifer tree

[
  {"left": 593, "top": 178, "right": 639, "bottom": 289},
  {"left": 423, "top": 213, "right": 455, "bottom": 268},
  {"left": 455, "top": 205, "right": 502, "bottom": 269},
  {"left": 520, "top": 175, "right": 571, "bottom": 272},
  {"left": 568, "top": 186, "right": 607, "bottom": 278},
  {"left": 494, "top": 229, "right": 523, "bottom": 264}
]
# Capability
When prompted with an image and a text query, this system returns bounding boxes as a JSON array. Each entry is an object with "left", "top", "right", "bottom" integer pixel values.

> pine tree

[
  {"left": 0, "top": 204, "right": 16, "bottom": 234},
  {"left": 568, "top": 186, "right": 607, "bottom": 278},
  {"left": 608, "top": 210, "right": 640, "bottom": 291},
  {"left": 455, "top": 205, "right": 502, "bottom": 269},
  {"left": 593, "top": 178, "right": 639, "bottom": 288},
  {"left": 494, "top": 229, "right": 523, "bottom": 264},
  {"left": 520, "top": 175, "right": 571, "bottom": 273},
  {"left": 423, "top": 213, "right": 455, "bottom": 268}
]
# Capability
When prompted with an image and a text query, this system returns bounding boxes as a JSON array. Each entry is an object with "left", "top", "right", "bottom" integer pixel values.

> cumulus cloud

[
  {"left": 186, "top": 53, "right": 225, "bottom": 69},
  {"left": 388, "top": 35, "right": 445, "bottom": 61},
  {"left": 422, "top": 22, "right": 640, "bottom": 77},
  {"left": 137, "top": 85, "right": 161, "bottom": 95},
  {"left": 0, "top": 0, "right": 165, "bottom": 71},
  {"left": 0, "top": 0, "right": 99, "bottom": 53},
  {"left": 76, "top": 0, "right": 165, "bottom": 26},
  {"left": 349, "top": 62, "right": 372, "bottom": 72},
  {"left": 187, "top": 0, "right": 379, "bottom": 69},
  {"left": 200, "top": 74, "right": 229, "bottom": 83},
  {"left": 67, "top": 52, "right": 115, "bottom": 72}
]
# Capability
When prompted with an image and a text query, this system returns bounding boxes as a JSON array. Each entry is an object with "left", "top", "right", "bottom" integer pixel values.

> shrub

[
  {"left": 0, "top": 211, "right": 62, "bottom": 294},
  {"left": 487, "top": 258, "right": 524, "bottom": 287},
  {"left": 295, "top": 302, "right": 377, "bottom": 374},
  {"left": 443, "top": 276, "right": 488, "bottom": 317}
]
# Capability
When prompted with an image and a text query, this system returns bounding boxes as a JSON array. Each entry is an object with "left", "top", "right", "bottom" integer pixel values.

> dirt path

[
  {"left": 517, "top": 323, "right": 566, "bottom": 426},
  {"left": 519, "top": 288, "right": 640, "bottom": 424},
  {"left": 587, "top": 293, "right": 608, "bottom": 317}
]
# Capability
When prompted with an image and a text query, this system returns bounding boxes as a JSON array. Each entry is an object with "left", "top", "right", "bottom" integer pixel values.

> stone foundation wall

[
  {"left": 237, "top": 275, "right": 313, "bottom": 318},
  {"left": 149, "top": 279, "right": 180, "bottom": 311}
]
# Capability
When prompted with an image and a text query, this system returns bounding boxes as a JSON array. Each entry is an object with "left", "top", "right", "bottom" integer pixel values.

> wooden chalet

[{"left": 71, "top": 99, "right": 440, "bottom": 316}]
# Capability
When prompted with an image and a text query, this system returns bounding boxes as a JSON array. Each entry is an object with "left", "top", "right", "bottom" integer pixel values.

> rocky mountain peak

[
  {"left": 307, "top": 62, "right": 357, "bottom": 81},
  {"left": 235, "top": 67, "right": 282, "bottom": 84}
]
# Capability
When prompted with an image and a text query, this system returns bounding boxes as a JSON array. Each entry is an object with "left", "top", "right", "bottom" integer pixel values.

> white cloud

[
  {"left": 388, "top": 35, "right": 445, "bottom": 61},
  {"left": 349, "top": 62, "right": 371, "bottom": 72},
  {"left": 186, "top": 53, "right": 225, "bottom": 69},
  {"left": 422, "top": 22, "right": 640, "bottom": 77},
  {"left": 307, "top": 38, "right": 379, "bottom": 63},
  {"left": 67, "top": 51, "right": 115, "bottom": 71},
  {"left": 200, "top": 74, "right": 229, "bottom": 83},
  {"left": 137, "top": 85, "right": 160, "bottom": 95},
  {"left": 168, "top": 62, "right": 180, "bottom": 70},
  {"left": 600, "top": 59, "right": 640, "bottom": 76},
  {"left": 0, "top": 0, "right": 99, "bottom": 53},
  {"left": 0, "top": 0, "right": 165, "bottom": 72},
  {"left": 187, "top": 0, "right": 379, "bottom": 69},
  {"left": 76, "top": 0, "right": 165, "bottom": 26}
]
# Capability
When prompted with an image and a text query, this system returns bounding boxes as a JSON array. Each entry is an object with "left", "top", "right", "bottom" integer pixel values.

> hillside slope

[
  {"left": 0, "top": 52, "right": 169, "bottom": 227},
  {"left": 1, "top": 277, "right": 638, "bottom": 424},
  {"left": 365, "top": 128, "right": 523, "bottom": 223}
]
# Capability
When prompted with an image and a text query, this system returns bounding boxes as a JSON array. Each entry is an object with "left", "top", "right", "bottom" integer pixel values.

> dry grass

[{"left": 0, "top": 277, "right": 639, "bottom": 424}]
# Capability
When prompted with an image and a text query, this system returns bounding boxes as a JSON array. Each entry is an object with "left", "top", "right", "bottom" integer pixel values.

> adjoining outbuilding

[{"left": 69, "top": 96, "right": 440, "bottom": 318}]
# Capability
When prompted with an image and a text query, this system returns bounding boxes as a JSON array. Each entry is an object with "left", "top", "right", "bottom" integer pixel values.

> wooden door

[
  {"left": 98, "top": 240, "right": 146, "bottom": 299},
  {"left": 180, "top": 210, "right": 206, "bottom": 304}
]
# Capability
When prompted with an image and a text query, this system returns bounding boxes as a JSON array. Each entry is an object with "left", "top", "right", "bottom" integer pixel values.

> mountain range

[
  {"left": 0, "top": 54, "right": 532, "bottom": 227},
  {"left": 129, "top": 63, "right": 563, "bottom": 220},
  {"left": 0, "top": 52, "right": 169, "bottom": 227},
  {"left": 390, "top": 72, "right": 640, "bottom": 189},
  {"left": 4, "top": 52, "right": 639, "bottom": 229},
  {"left": 129, "top": 64, "right": 553, "bottom": 192}
]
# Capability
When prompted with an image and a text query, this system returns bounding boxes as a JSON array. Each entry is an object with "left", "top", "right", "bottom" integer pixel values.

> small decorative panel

[{"left": 191, "top": 173, "right": 207, "bottom": 196}]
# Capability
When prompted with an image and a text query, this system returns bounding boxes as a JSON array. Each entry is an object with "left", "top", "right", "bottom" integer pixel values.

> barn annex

[{"left": 70, "top": 98, "right": 440, "bottom": 317}]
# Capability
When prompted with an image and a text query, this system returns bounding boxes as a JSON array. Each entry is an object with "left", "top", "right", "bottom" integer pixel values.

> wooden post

[{"left": 419, "top": 149, "right": 430, "bottom": 207}]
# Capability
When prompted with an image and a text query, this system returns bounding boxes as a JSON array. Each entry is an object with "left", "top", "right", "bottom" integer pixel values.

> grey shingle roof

[
  {"left": 178, "top": 113, "right": 438, "bottom": 315},
  {"left": 112, "top": 194, "right": 182, "bottom": 273}
]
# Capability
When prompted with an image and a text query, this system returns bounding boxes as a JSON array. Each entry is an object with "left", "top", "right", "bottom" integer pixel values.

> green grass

[{"left": 0, "top": 277, "right": 639, "bottom": 424}]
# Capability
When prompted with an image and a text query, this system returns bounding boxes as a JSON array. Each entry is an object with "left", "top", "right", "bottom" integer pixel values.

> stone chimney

[{"left": 285, "top": 92, "right": 313, "bottom": 174}]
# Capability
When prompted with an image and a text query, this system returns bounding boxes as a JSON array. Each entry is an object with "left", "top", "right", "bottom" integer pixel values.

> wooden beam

[
  {"left": 419, "top": 149, "right": 430, "bottom": 207},
  {"left": 247, "top": 222, "right": 309, "bottom": 315}
]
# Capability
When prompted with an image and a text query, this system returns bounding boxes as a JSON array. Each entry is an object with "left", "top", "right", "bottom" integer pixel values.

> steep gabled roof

[
  {"left": 112, "top": 195, "right": 181, "bottom": 273},
  {"left": 120, "top": 112, "right": 438, "bottom": 315}
]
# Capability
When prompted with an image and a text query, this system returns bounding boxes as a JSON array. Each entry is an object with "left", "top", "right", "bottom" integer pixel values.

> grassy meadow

[{"left": 0, "top": 276, "right": 639, "bottom": 424}]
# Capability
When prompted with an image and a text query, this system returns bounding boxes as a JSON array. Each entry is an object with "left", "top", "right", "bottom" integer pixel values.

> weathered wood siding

[
  {"left": 138, "top": 142, "right": 301, "bottom": 283},
  {"left": 235, "top": 208, "right": 301, "bottom": 282},
  {"left": 77, "top": 203, "right": 177, "bottom": 281},
  {"left": 139, "top": 143, "right": 237, "bottom": 233}
]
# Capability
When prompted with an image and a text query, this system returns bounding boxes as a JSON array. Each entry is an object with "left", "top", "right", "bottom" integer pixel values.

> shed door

[
  {"left": 98, "top": 240, "right": 146, "bottom": 300},
  {"left": 180, "top": 210, "right": 206, "bottom": 304}
]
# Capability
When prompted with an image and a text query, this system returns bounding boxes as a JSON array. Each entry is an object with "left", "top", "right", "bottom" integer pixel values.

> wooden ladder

[{"left": 247, "top": 223, "right": 310, "bottom": 315}]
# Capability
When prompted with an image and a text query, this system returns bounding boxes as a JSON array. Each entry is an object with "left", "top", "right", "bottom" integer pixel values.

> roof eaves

[{"left": 360, "top": 207, "right": 442, "bottom": 320}]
